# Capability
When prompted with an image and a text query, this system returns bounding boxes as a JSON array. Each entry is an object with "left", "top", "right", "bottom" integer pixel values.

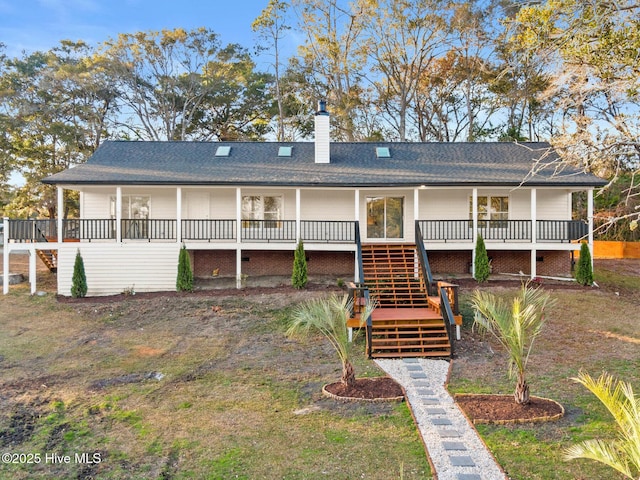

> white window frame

[{"left": 241, "top": 195, "right": 283, "bottom": 229}]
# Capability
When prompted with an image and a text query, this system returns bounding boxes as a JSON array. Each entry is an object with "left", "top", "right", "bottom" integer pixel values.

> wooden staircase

[
  {"left": 362, "top": 244, "right": 451, "bottom": 358},
  {"left": 37, "top": 249, "right": 57, "bottom": 273}
]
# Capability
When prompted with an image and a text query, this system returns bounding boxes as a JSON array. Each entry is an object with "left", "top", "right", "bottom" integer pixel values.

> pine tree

[
  {"left": 176, "top": 245, "right": 193, "bottom": 292},
  {"left": 474, "top": 234, "right": 490, "bottom": 283},
  {"left": 292, "top": 239, "right": 308, "bottom": 289},
  {"left": 71, "top": 249, "right": 87, "bottom": 298},
  {"left": 575, "top": 242, "right": 593, "bottom": 286}
]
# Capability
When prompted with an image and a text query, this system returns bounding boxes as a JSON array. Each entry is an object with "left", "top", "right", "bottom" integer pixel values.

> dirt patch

[
  {"left": 455, "top": 394, "right": 564, "bottom": 424},
  {"left": 323, "top": 377, "right": 404, "bottom": 401}
]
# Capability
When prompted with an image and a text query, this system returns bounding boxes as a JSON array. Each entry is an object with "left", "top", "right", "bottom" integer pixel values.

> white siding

[
  {"left": 57, "top": 243, "right": 180, "bottom": 296},
  {"left": 301, "top": 190, "right": 353, "bottom": 220},
  {"left": 510, "top": 189, "right": 530, "bottom": 219},
  {"left": 420, "top": 189, "right": 469, "bottom": 220},
  {"left": 537, "top": 189, "right": 571, "bottom": 220}
]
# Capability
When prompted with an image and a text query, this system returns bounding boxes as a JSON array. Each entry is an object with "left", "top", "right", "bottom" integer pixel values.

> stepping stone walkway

[{"left": 376, "top": 358, "right": 507, "bottom": 480}]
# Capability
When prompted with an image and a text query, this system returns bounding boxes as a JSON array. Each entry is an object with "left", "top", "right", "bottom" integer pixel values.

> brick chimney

[{"left": 314, "top": 100, "right": 330, "bottom": 164}]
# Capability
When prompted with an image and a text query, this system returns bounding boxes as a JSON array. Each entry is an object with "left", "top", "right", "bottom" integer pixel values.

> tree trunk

[
  {"left": 341, "top": 360, "right": 356, "bottom": 387},
  {"left": 514, "top": 374, "right": 530, "bottom": 405}
]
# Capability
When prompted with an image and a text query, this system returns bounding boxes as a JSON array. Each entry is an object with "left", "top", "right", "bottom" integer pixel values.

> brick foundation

[
  {"left": 192, "top": 249, "right": 354, "bottom": 278},
  {"left": 426, "top": 249, "right": 572, "bottom": 277}
]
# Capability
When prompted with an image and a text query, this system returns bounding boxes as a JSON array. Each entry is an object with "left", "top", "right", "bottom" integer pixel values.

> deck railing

[
  {"left": 182, "top": 219, "right": 236, "bottom": 241},
  {"left": 419, "top": 219, "right": 587, "bottom": 243},
  {"left": 5, "top": 218, "right": 589, "bottom": 244}
]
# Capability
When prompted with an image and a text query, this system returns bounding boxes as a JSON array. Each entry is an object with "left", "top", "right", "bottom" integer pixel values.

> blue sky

[{"left": 0, "top": 0, "right": 298, "bottom": 69}]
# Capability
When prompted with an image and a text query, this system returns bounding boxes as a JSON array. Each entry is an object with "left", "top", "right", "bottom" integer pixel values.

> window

[
  {"left": 278, "top": 146, "right": 292, "bottom": 157},
  {"left": 367, "top": 196, "right": 404, "bottom": 239},
  {"left": 110, "top": 196, "right": 150, "bottom": 238},
  {"left": 242, "top": 195, "right": 283, "bottom": 228},
  {"left": 469, "top": 196, "right": 509, "bottom": 227},
  {"left": 215, "top": 146, "right": 231, "bottom": 157},
  {"left": 375, "top": 147, "right": 391, "bottom": 158},
  {"left": 110, "top": 196, "right": 150, "bottom": 220}
]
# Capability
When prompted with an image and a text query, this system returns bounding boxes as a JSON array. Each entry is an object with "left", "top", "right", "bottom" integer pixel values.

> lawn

[
  {"left": 0, "top": 283, "right": 429, "bottom": 479},
  {"left": 0, "top": 259, "right": 638, "bottom": 479}
]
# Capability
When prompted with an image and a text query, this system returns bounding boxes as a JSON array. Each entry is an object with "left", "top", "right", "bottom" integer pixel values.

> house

[{"left": 2, "top": 105, "right": 606, "bottom": 299}]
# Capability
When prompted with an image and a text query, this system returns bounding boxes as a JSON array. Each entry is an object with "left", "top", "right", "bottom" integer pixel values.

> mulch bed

[
  {"left": 323, "top": 377, "right": 404, "bottom": 402},
  {"left": 455, "top": 394, "right": 564, "bottom": 424}
]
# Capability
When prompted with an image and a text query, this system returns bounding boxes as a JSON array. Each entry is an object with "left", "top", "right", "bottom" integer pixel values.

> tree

[
  {"left": 575, "top": 242, "right": 593, "bottom": 286},
  {"left": 474, "top": 234, "right": 490, "bottom": 283},
  {"left": 472, "top": 284, "right": 556, "bottom": 404},
  {"left": 286, "top": 294, "right": 376, "bottom": 387},
  {"left": 362, "top": 0, "right": 447, "bottom": 141},
  {"left": 291, "top": 239, "right": 308, "bottom": 289},
  {"left": 291, "top": 0, "right": 370, "bottom": 141},
  {"left": 565, "top": 371, "right": 640, "bottom": 479},
  {"left": 0, "top": 41, "right": 116, "bottom": 218},
  {"left": 252, "top": 0, "right": 291, "bottom": 141},
  {"left": 71, "top": 249, "right": 87, "bottom": 298},
  {"left": 511, "top": 1, "right": 640, "bottom": 229},
  {"left": 176, "top": 245, "right": 193, "bottom": 292}
]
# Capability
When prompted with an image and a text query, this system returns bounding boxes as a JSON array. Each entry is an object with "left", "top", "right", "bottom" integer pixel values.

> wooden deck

[{"left": 361, "top": 244, "right": 452, "bottom": 358}]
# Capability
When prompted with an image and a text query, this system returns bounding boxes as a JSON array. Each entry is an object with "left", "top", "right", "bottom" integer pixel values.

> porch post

[
  {"left": 29, "top": 247, "right": 37, "bottom": 294},
  {"left": 414, "top": 188, "right": 419, "bottom": 223},
  {"left": 236, "top": 187, "right": 243, "bottom": 289},
  {"left": 588, "top": 188, "right": 594, "bottom": 270},
  {"left": 176, "top": 187, "right": 182, "bottom": 243},
  {"left": 295, "top": 188, "right": 301, "bottom": 241},
  {"left": 57, "top": 186, "right": 64, "bottom": 243},
  {"left": 354, "top": 189, "right": 360, "bottom": 282},
  {"left": 3, "top": 217, "right": 8, "bottom": 294},
  {"left": 116, "top": 187, "right": 122, "bottom": 242},
  {"left": 531, "top": 188, "right": 537, "bottom": 279},
  {"left": 471, "top": 188, "right": 478, "bottom": 276}
]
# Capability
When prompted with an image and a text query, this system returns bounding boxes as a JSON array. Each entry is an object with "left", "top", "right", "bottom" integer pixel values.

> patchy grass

[
  {"left": 0, "top": 285, "right": 429, "bottom": 479},
  {"left": 449, "top": 261, "right": 640, "bottom": 480}
]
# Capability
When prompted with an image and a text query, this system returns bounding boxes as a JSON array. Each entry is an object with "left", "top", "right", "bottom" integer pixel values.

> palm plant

[
  {"left": 565, "top": 371, "right": 640, "bottom": 479},
  {"left": 471, "top": 283, "right": 556, "bottom": 404},
  {"left": 286, "top": 294, "right": 376, "bottom": 387}
]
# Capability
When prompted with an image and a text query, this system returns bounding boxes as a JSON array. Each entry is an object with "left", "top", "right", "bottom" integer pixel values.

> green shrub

[
  {"left": 474, "top": 234, "right": 490, "bottom": 283},
  {"left": 71, "top": 249, "right": 87, "bottom": 298},
  {"left": 176, "top": 245, "right": 193, "bottom": 292},
  {"left": 292, "top": 239, "right": 308, "bottom": 289},
  {"left": 575, "top": 242, "right": 593, "bottom": 286}
]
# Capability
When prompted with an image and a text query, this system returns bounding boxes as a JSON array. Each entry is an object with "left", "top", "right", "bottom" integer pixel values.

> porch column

[
  {"left": 354, "top": 189, "right": 360, "bottom": 282},
  {"left": 57, "top": 186, "right": 64, "bottom": 243},
  {"left": 471, "top": 188, "right": 478, "bottom": 276},
  {"left": 236, "top": 187, "right": 242, "bottom": 289},
  {"left": 3, "top": 217, "right": 8, "bottom": 294},
  {"left": 116, "top": 187, "right": 122, "bottom": 242},
  {"left": 588, "top": 188, "right": 594, "bottom": 270},
  {"left": 414, "top": 188, "right": 419, "bottom": 223},
  {"left": 176, "top": 187, "right": 182, "bottom": 243},
  {"left": 295, "top": 188, "right": 301, "bottom": 241},
  {"left": 530, "top": 188, "right": 537, "bottom": 279},
  {"left": 29, "top": 247, "right": 37, "bottom": 294}
]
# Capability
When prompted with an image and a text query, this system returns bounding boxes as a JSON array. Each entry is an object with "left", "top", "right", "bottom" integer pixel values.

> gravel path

[{"left": 375, "top": 358, "right": 507, "bottom": 480}]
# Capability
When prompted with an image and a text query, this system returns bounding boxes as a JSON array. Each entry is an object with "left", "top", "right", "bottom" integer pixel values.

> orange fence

[{"left": 592, "top": 241, "right": 640, "bottom": 259}]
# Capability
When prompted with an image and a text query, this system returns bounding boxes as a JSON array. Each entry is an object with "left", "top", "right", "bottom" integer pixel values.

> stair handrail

[
  {"left": 354, "top": 221, "right": 373, "bottom": 357},
  {"left": 439, "top": 285, "right": 456, "bottom": 358},
  {"left": 415, "top": 220, "right": 435, "bottom": 296}
]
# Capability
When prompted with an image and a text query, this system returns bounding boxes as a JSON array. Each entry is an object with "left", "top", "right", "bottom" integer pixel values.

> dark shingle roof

[{"left": 43, "top": 140, "right": 606, "bottom": 188}]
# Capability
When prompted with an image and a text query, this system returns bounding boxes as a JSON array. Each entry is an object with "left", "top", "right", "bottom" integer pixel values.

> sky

[{"left": 0, "top": 0, "right": 299, "bottom": 70}]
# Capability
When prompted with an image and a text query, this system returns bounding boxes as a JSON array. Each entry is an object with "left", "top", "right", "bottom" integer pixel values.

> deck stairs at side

[{"left": 361, "top": 244, "right": 451, "bottom": 358}]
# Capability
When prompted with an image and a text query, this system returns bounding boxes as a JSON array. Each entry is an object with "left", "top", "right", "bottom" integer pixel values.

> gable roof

[{"left": 43, "top": 140, "right": 606, "bottom": 188}]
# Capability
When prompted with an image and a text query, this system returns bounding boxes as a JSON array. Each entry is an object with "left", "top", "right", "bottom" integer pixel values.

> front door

[
  {"left": 186, "top": 191, "right": 210, "bottom": 219},
  {"left": 366, "top": 196, "right": 404, "bottom": 240}
]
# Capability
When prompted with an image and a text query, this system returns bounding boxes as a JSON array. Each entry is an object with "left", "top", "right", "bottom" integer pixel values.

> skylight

[
  {"left": 215, "top": 146, "right": 231, "bottom": 157},
  {"left": 278, "top": 146, "right": 292, "bottom": 157},
  {"left": 376, "top": 147, "right": 391, "bottom": 158}
]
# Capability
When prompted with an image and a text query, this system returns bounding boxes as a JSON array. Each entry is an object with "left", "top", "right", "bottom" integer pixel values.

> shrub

[
  {"left": 71, "top": 249, "right": 87, "bottom": 298},
  {"left": 176, "top": 245, "right": 193, "bottom": 292},
  {"left": 292, "top": 239, "right": 308, "bottom": 289},
  {"left": 575, "top": 242, "right": 593, "bottom": 286},
  {"left": 474, "top": 234, "right": 490, "bottom": 283}
]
